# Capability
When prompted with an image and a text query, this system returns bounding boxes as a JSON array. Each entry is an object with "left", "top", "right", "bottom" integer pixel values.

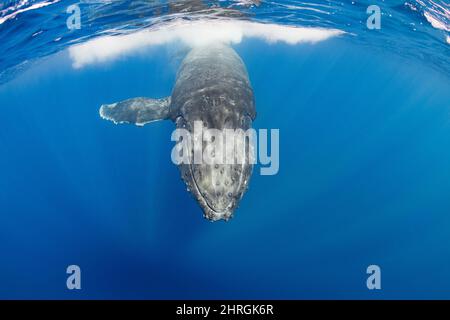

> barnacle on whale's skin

[{"left": 99, "top": 44, "right": 256, "bottom": 221}]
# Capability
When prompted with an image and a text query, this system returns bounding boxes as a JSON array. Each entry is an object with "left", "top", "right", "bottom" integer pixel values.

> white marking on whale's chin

[{"left": 69, "top": 19, "right": 345, "bottom": 68}]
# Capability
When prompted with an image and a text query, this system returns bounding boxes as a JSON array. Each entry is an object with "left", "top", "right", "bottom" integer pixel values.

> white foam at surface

[
  {"left": 424, "top": 11, "right": 450, "bottom": 32},
  {"left": 0, "top": 0, "right": 60, "bottom": 25},
  {"left": 69, "top": 19, "right": 345, "bottom": 68}
]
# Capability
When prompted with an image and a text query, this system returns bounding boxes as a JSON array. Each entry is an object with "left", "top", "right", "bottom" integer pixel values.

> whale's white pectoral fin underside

[{"left": 99, "top": 97, "right": 171, "bottom": 126}]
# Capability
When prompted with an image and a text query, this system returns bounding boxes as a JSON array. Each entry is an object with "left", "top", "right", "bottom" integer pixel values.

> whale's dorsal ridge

[{"left": 99, "top": 96, "right": 172, "bottom": 126}]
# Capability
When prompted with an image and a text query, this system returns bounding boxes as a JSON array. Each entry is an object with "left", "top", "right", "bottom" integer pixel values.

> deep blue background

[{"left": 0, "top": 38, "right": 450, "bottom": 299}]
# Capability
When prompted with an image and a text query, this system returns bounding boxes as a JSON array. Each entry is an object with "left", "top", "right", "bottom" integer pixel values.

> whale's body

[{"left": 100, "top": 44, "right": 256, "bottom": 221}]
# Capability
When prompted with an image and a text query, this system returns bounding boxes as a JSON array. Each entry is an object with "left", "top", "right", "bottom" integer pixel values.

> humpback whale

[{"left": 99, "top": 44, "right": 256, "bottom": 221}]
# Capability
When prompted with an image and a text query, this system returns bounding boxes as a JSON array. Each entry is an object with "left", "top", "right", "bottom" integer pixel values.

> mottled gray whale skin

[{"left": 100, "top": 44, "right": 256, "bottom": 221}]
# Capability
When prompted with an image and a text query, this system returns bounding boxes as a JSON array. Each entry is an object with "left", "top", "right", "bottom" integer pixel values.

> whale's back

[{"left": 170, "top": 44, "right": 256, "bottom": 125}]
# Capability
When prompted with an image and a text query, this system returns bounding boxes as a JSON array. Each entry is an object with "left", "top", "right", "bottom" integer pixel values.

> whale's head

[
  {"left": 175, "top": 114, "right": 254, "bottom": 221},
  {"left": 183, "top": 161, "right": 253, "bottom": 221}
]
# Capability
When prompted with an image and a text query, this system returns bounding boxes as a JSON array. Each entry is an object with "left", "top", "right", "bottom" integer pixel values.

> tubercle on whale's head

[{"left": 175, "top": 115, "right": 254, "bottom": 222}]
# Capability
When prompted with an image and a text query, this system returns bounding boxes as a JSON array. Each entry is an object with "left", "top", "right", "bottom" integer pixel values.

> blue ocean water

[{"left": 0, "top": 0, "right": 449, "bottom": 299}]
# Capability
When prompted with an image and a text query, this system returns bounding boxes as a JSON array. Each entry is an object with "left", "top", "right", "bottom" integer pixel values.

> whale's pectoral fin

[{"left": 99, "top": 97, "right": 171, "bottom": 126}]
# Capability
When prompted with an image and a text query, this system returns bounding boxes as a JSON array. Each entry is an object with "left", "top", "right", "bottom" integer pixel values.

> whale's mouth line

[{"left": 188, "top": 163, "right": 233, "bottom": 217}]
